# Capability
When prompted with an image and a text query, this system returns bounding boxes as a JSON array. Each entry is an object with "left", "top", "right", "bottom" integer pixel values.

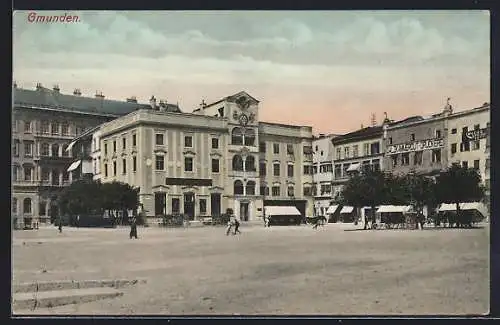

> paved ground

[{"left": 12, "top": 223, "right": 489, "bottom": 315}]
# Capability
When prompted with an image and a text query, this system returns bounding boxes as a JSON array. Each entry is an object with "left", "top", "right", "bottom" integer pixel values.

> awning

[
  {"left": 264, "top": 206, "right": 301, "bottom": 216},
  {"left": 340, "top": 206, "right": 354, "bottom": 214},
  {"left": 67, "top": 160, "right": 81, "bottom": 172},
  {"left": 346, "top": 163, "right": 361, "bottom": 172},
  {"left": 439, "top": 202, "right": 489, "bottom": 217},
  {"left": 65, "top": 140, "right": 76, "bottom": 153},
  {"left": 377, "top": 205, "right": 412, "bottom": 213},
  {"left": 326, "top": 205, "right": 339, "bottom": 214}
]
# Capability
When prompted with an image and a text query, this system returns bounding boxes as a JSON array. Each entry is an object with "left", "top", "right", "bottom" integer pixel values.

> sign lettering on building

[
  {"left": 463, "top": 128, "right": 488, "bottom": 142},
  {"left": 386, "top": 138, "right": 444, "bottom": 155}
]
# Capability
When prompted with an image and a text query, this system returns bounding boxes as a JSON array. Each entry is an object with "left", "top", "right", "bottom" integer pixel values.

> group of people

[{"left": 225, "top": 209, "right": 241, "bottom": 236}]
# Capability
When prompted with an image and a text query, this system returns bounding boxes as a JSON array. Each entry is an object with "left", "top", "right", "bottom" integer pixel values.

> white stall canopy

[
  {"left": 67, "top": 160, "right": 81, "bottom": 172},
  {"left": 264, "top": 206, "right": 301, "bottom": 216},
  {"left": 377, "top": 205, "right": 412, "bottom": 213},
  {"left": 438, "top": 202, "right": 488, "bottom": 217},
  {"left": 326, "top": 205, "right": 339, "bottom": 214},
  {"left": 340, "top": 206, "right": 354, "bottom": 214},
  {"left": 346, "top": 163, "right": 361, "bottom": 172}
]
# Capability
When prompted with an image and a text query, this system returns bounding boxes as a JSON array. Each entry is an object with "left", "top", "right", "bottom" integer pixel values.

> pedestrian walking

[
  {"left": 58, "top": 218, "right": 63, "bottom": 233},
  {"left": 234, "top": 217, "right": 241, "bottom": 235},
  {"left": 130, "top": 217, "right": 138, "bottom": 239},
  {"left": 225, "top": 208, "right": 235, "bottom": 236}
]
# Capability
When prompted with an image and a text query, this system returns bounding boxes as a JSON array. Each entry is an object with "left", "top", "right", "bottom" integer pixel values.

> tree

[
  {"left": 404, "top": 173, "right": 437, "bottom": 215},
  {"left": 435, "top": 165, "right": 485, "bottom": 227}
]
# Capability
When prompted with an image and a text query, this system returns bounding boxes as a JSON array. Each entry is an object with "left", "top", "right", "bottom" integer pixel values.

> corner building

[{"left": 96, "top": 91, "right": 314, "bottom": 222}]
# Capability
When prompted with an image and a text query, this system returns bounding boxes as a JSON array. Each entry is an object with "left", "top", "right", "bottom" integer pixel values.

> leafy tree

[
  {"left": 404, "top": 173, "right": 437, "bottom": 215},
  {"left": 435, "top": 165, "right": 485, "bottom": 227}
]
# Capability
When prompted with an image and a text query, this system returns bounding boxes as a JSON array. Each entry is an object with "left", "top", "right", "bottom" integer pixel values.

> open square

[{"left": 12, "top": 224, "right": 489, "bottom": 315}]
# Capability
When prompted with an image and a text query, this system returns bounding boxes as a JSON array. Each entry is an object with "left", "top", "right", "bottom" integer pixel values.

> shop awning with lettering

[
  {"left": 67, "top": 160, "right": 81, "bottom": 172},
  {"left": 264, "top": 206, "right": 301, "bottom": 216}
]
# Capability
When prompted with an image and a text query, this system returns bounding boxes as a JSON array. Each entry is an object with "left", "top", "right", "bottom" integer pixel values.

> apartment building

[{"left": 312, "top": 134, "right": 337, "bottom": 216}]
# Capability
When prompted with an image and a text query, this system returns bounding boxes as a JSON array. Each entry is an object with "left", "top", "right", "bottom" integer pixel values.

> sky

[{"left": 13, "top": 10, "right": 490, "bottom": 134}]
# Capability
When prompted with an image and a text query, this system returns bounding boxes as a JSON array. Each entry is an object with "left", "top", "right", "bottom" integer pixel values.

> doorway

[
  {"left": 184, "top": 193, "right": 195, "bottom": 220},
  {"left": 240, "top": 202, "right": 249, "bottom": 221},
  {"left": 154, "top": 192, "right": 166, "bottom": 216},
  {"left": 210, "top": 193, "right": 221, "bottom": 217}
]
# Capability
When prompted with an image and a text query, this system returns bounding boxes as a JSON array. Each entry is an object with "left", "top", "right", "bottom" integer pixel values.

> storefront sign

[
  {"left": 463, "top": 128, "right": 488, "bottom": 141},
  {"left": 386, "top": 138, "right": 444, "bottom": 155}
]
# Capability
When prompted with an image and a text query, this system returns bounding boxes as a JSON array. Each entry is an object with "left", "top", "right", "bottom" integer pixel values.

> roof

[
  {"left": 332, "top": 125, "right": 384, "bottom": 145},
  {"left": 13, "top": 86, "right": 153, "bottom": 116},
  {"left": 203, "top": 91, "right": 260, "bottom": 109}
]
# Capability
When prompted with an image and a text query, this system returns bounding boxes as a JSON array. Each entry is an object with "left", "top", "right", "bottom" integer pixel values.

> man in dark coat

[{"left": 130, "top": 217, "right": 138, "bottom": 239}]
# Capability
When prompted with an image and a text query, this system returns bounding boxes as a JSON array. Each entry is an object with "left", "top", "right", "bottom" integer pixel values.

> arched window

[
  {"left": 232, "top": 155, "right": 244, "bottom": 171},
  {"left": 245, "top": 155, "right": 256, "bottom": 171},
  {"left": 246, "top": 181, "right": 256, "bottom": 195},
  {"left": 41, "top": 143, "right": 50, "bottom": 156},
  {"left": 23, "top": 198, "right": 32, "bottom": 214},
  {"left": 231, "top": 127, "right": 244, "bottom": 145},
  {"left": 12, "top": 198, "right": 17, "bottom": 214},
  {"left": 234, "top": 180, "right": 244, "bottom": 195},
  {"left": 244, "top": 128, "right": 255, "bottom": 146},
  {"left": 287, "top": 186, "right": 295, "bottom": 197},
  {"left": 51, "top": 144, "right": 60, "bottom": 157}
]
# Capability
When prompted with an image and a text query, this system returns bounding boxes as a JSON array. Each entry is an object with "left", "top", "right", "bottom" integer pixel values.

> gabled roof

[
  {"left": 13, "top": 87, "right": 151, "bottom": 116},
  {"left": 203, "top": 91, "right": 260, "bottom": 109}
]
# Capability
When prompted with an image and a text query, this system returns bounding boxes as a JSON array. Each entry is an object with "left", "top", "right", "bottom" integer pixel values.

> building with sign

[
  {"left": 312, "top": 133, "right": 338, "bottom": 216},
  {"left": 11, "top": 83, "right": 154, "bottom": 228},
  {"left": 72, "top": 91, "right": 314, "bottom": 222}
]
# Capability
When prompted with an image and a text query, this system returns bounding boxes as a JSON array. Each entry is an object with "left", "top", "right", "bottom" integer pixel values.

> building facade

[
  {"left": 11, "top": 84, "right": 156, "bottom": 228},
  {"left": 84, "top": 91, "right": 314, "bottom": 222},
  {"left": 312, "top": 134, "right": 337, "bottom": 216}
]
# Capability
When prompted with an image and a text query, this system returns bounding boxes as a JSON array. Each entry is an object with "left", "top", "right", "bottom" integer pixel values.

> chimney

[
  {"left": 36, "top": 83, "right": 43, "bottom": 91},
  {"left": 53, "top": 84, "right": 60, "bottom": 93},
  {"left": 73, "top": 88, "right": 82, "bottom": 96},
  {"left": 150, "top": 95, "right": 157, "bottom": 109},
  {"left": 126, "top": 96, "right": 137, "bottom": 103},
  {"left": 95, "top": 91, "right": 105, "bottom": 99}
]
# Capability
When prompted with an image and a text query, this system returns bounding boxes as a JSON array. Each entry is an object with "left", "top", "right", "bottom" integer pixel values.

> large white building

[
  {"left": 312, "top": 134, "right": 337, "bottom": 216},
  {"left": 68, "top": 91, "right": 314, "bottom": 222}
]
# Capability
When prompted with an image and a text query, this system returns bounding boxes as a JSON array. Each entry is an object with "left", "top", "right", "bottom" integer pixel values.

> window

[
  {"left": 75, "top": 126, "right": 82, "bottom": 136},
  {"left": 432, "top": 149, "right": 441, "bottom": 163},
  {"left": 260, "top": 162, "right": 266, "bottom": 175},
  {"left": 172, "top": 198, "right": 180, "bottom": 214},
  {"left": 23, "top": 198, "right": 32, "bottom": 214},
  {"left": 353, "top": 145, "right": 358, "bottom": 158},
  {"left": 104, "top": 143, "right": 108, "bottom": 155},
  {"left": 303, "top": 165, "right": 313, "bottom": 175},
  {"left": 287, "top": 164, "right": 294, "bottom": 177},
  {"left": 12, "top": 198, "right": 17, "bottom": 214},
  {"left": 200, "top": 199, "right": 207, "bottom": 214},
  {"left": 336, "top": 148, "right": 341, "bottom": 160},
  {"left": 41, "top": 120, "right": 50, "bottom": 134},
  {"left": 61, "top": 122, "right": 69, "bottom": 136},
  {"left": 122, "top": 159, "right": 127, "bottom": 174},
  {"left": 122, "top": 138, "right": 127, "bottom": 150},
  {"left": 51, "top": 122, "right": 59, "bottom": 135},
  {"left": 104, "top": 164, "right": 108, "bottom": 177},
  {"left": 273, "top": 163, "right": 280, "bottom": 176},
  {"left": 392, "top": 155, "right": 398, "bottom": 167},
  {"left": 245, "top": 156, "right": 256, "bottom": 171},
  {"left": 62, "top": 172, "right": 70, "bottom": 182},
  {"left": 334, "top": 164, "right": 342, "bottom": 179},
  {"left": 462, "top": 161, "right": 468, "bottom": 168},
  {"left": 410, "top": 133, "right": 415, "bottom": 141},
  {"left": 372, "top": 159, "right": 380, "bottom": 171},
  {"left": 155, "top": 133, "right": 164, "bottom": 145},
  {"left": 287, "top": 186, "right": 294, "bottom": 197},
  {"left": 344, "top": 147, "right": 350, "bottom": 159},
  {"left": 473, "top": 124, "right": 480, "bottom": 150},
  {"left": 246, "top": 181, "right": 256, "bottom": 195},
  {"left": 402, "top": 153, "right": 410, "bottom": 166},
  {"left": 315, "top": 145, "right": 319, "bottom": 151},
  {"left": 184, "top": 136, "right": 193, "bottom": 147},
  {"left": 212, "top": 159, "right": 220, "bottom": 173},
  {"left": 13, "top": 120, "right": 18, "bottom": 133},
  {"left": 24, "top": 166, "right": 32, "bottom": 181},
  {"left": 259, "top": 142, "right": 266, "bottom": 152},
  {"left": 12, "top": 165, "right": 18, "bottom": 181},
  {"left": 12, "top": 140, "right": 19, "bottom": 156},
  {"left": 51, "top": 144, "right": 59, "bottom": 157},
  {"left": 272, "top": 186, "right": 280, "bottom": 196},
  {"left": 363, "top": 143, "right": 370, "bottom": 156},
  {"left": 132, "top": 157, "right": 137, "bottom": 172},
  {"left": 184, "top": 157, "right": 193, "bottom": 172},
  {"left": 389, "top": 137, "right": 393, "bottom": 145},
  {"left": 24, "top": 120, "right": 32, "bottom": 133},
  {"left": 260, "top": 186, "right": 267, "bottom": 196},
  {"left": 451, "top": 128, "right": 457, "bottom": 134},
  {"left": 371, "top": 142, "right": 380, "bottom": 155},
  {"left": 435, "top": 130, "right": 442, "bottom": 138},
  {"left": 244, "top": 128, "right": 256, "bottom": 146},
  {"left": 234, "top": 180, "right": 244, "bottom": 195},
  {"left": 303, "top": 186, "right": 312, "bottom": 196},
  {"left": 113, "top": 140, "right": 117, "bottom": 153},
  {"left": 287, "top": 144, "right": 294, "bottom": 155},
  {"left": 212, "top": 138, "right": 219, "bottom": 149},
  {"left": 41, "top": 168, "right": 50, "bottom": 181},
  {"left": 113, "top": 161, "right": 117, "bottom": 176},
  {"left": 232, "top": 155, "right": 244, "bottom": 171},
  {"left": 320, "top": 151, "right": 324, "bottom": 156},
  {"left": 343, "top": 163, "right": 351, "bottom": 175},
  {"left": 451, "top": 143, "right": 457, "bottom": 154},
  {"left": 314, "top": 166, "right": 318, "bottom": 174},
  {"left": 132, "top": 134, "right": 137, "bottom": 146},
  {"left": 23, "top": 141, "right": 33, "bottom": 157},
  {"left": 414, "top": 151, "right": 423, "bottom": 165},
  {"left": 474, "top": 159, "right": 480, "bottom": 170},
  {"left": 155, "top": 155, "right": 164, "bottom": 170},
  {"left": 231, "top": 128, "right": 243, "bottom": 145},
  {"left": 273, "top": 143, "right": 280, "bottom": 154}
]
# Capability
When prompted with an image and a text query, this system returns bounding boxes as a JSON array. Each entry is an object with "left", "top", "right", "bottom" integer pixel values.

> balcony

[
  {"left": 38, "top": 155, "right": 74, "bottom": 165},
  {"left": 34, "top": 131, "right": 75, "bottom": 140}
]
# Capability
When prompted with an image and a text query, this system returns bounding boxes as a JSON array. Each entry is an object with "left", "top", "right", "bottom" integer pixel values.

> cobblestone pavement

[{"left": 12, "top": 223, "right": 489, "bottom": 315}]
